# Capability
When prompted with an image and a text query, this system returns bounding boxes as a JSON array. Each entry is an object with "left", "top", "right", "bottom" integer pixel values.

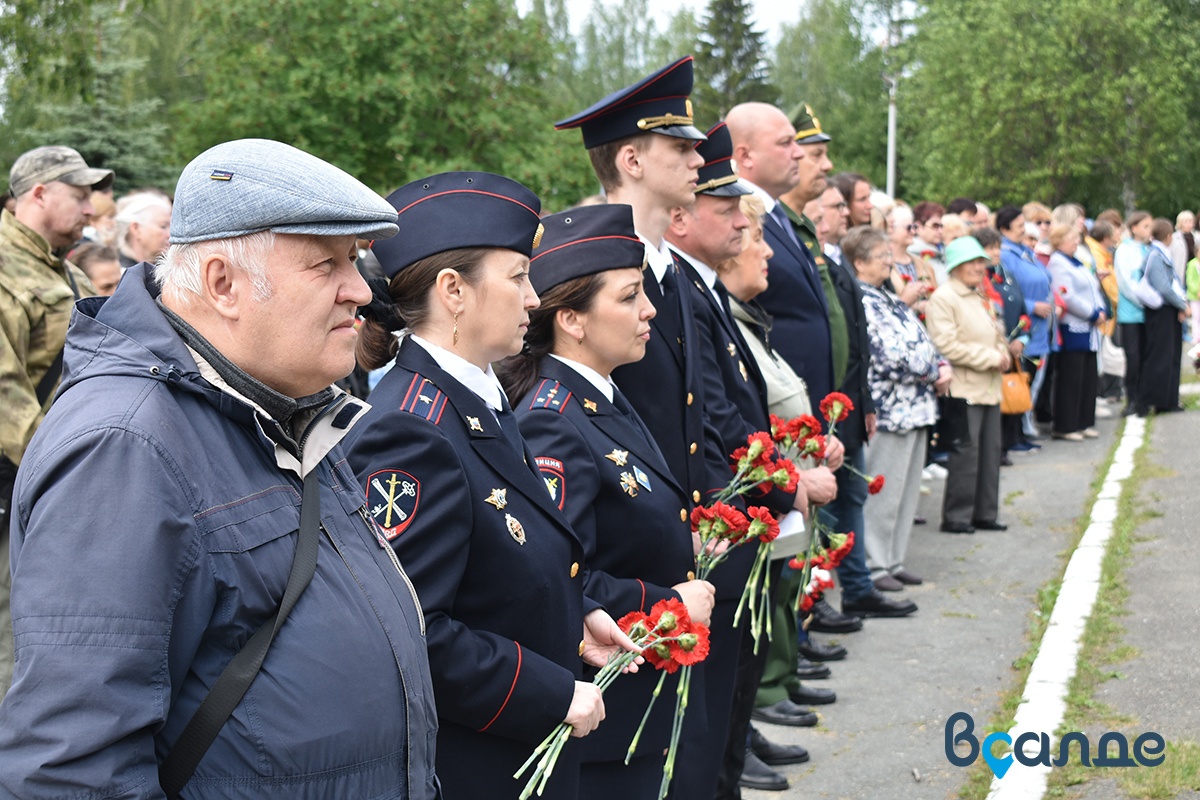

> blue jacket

[
  {"left": 344, "top": 337, "right": 588, "bottom": 800},
  {"left": 1114, "top": 239, "right": 1150, "bottom": 324},
  {"left": 1001, "top": 237, "right": 1052, "bottom": 357},
  {"left": 0, "top": 266, "right": 438, "bottom": 799},
  {"left": 516, "top": 357, "right": 699, "bottom": 765}
]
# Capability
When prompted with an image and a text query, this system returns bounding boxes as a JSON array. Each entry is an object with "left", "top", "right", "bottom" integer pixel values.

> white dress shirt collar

[
  {"left": 549, "top": 354, "right": 615, "bottom": 402},
  {"left": 408, "top": 334, "right": 505, "bottom": 413},
  {"left": 668, "top": 244, "right": 722, "bottom": 307},
  {"left": 639, "top": 233, "right": 675, "bottom": 287}
]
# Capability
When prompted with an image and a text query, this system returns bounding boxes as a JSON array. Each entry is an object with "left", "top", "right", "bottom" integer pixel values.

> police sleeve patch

[
  {"left": 367, "top": 469, "right": 421, "bottom": 539},
  {"left": 534, "top": 456, "right": 566, "bottom": 510}
]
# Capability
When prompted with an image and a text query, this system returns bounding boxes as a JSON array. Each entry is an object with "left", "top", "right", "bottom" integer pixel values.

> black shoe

[
  {"left": 874, "top": 574, "right": 904, "bottom": 592},
  {"left": 999, "top": 455, "right": 1014, "bottom": 467},
  {"left": 789, "top": 683, "right": 836, "bottom": 705},
  {"left": 892, "top": 568, "right": 924, "bottom": 585},
  {"left": 842, "top": 590, "right": 918, "bottom": 618},
  {"left": 972, "top": 519, "right": 1008, "bottom": 531},
  {"left": 798, "top": 638, "right": 847, "bottom": 662},
  {"left": 739, "top": 750, "right": 790, "bottom": 791},
  {"left": 750, "top": 699, "right": 819, "bottom": 727},
  {"left": 940, "top": 521, "right": 975, "bottom": 534},
  {"left": 807, "top": 598, "right": 863, "bottom": 633},
  {"left": 750, "top": 726, "right": 811, "bottom": 766},
  {"left": 795, "top": 655, "right": 832, "bottom": 679}
]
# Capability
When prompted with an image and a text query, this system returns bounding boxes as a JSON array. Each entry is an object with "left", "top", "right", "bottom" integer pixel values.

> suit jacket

[
  {"left": 516, "top": 357, "right": 702, "bottom": 762},
  {"left": 826, "top": 254, "right": 875, "bottom": 450},
  {"left": 345, "top": 337, "right": 587, "bottom": 800},
  {"left": 756, "top": 204, "right": 836, "bottom": 406}
]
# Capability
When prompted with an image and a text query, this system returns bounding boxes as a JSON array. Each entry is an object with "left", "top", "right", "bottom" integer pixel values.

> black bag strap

[
  {"left": 35, "top": 347, "right": 64, "bottom": 407},
  {"left": 159, "top": 469, "right": 322, "bottom": 798}
]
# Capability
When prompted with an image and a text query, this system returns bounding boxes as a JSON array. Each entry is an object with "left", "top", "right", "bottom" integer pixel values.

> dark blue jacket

[
  {"left": 345, "top": 337, "right": 588, "bottom": 800},
  {"left": 516, "top": 357, "right": 700, "bottom": 764},
  {"left": 0, "top": 266, "right": 438, "bottom": 799}
]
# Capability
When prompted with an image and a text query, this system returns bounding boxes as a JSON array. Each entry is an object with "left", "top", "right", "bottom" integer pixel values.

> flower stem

[{"left": 624, "top": 670, "right": 669, "bottom": 765}]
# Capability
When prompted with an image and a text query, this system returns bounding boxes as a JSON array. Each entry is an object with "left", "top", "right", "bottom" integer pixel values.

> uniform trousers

[
  {"left": 864, "top": 428, "right": 928, "bottom": 580},
  {"left": 942, "top": 404, "right": 1002, "bottom": 527},
  {"left": 581, "top": 753, "right": 664, "bottom": 800},
  {"left": 1050, "top": 350, "right": 1098, "bottom": 434},
  {"left": 753, "top": 564, "right": 804, "bottom": 708}
]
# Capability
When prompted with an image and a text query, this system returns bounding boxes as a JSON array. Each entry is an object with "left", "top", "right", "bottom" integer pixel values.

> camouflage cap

[{"left": 9, "top": 146, "right": 115, "bottom": 197}]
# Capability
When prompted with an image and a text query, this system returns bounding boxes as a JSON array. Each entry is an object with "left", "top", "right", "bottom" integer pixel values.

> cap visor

[
  {"left": 795, "top": 133, "right": 832, "bottom": 144},
  {"left": 699, "top": 179, "right": 753, "bottom": 197},
  {"left": 651, "top": 125, "right": 708, "bottom": 142},
  {"left": 61, "top": 167, "right": 115, "bottom": 191}
]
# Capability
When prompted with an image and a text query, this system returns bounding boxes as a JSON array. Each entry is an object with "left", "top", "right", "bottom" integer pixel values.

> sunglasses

[{"left": 906, "top": 223, "right": 919, "bottom": 232}]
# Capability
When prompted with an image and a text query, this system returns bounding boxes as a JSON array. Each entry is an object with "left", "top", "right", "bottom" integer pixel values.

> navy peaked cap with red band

[
  {"left": 529, "top": 204, "right": 646, "bottom": 294},
  {"left": 374, "top": 171, "right": 543, "bottom": 278},
  {"left": 554, "top": 56, "right": 707, "bottom": 149},
  {"left": 694, "top": 122, "right": 752, "bottom": 198}
]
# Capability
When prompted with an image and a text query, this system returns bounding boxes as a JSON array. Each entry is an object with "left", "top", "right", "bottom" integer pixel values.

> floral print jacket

[{"left": 860, "top": 282, "right": 943, "bottom": 432}]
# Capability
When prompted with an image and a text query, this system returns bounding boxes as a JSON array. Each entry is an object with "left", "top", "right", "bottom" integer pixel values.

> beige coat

[{"left": 925, "top": 277, "right": 1006, "bottom": 405}]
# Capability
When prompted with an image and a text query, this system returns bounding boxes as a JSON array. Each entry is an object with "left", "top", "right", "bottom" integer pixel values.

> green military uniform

[
  {"left": 0, "top": 208, "right": 96, "bottom": 695},
  {"left": 784, "top": 203, "right": 849, "bottom": 387}
]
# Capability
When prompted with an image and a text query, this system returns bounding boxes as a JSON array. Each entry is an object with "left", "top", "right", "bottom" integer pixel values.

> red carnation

[
  {"left": 642, "top": 641, "right": 681, "bottom": 673},
  {"left": 819, "top": 392, "right": 854, "bottom": 423},
  {"left": 618, "top": 611, "right": 651, "bottom": 642},
  {"left": 800, "top": 434, "right": 827, "bottom": 461},
  {"left": 1019, "top": 314, "right": 1031, "bottom": 330},
  {"left": 670, "top": 624, "right": 711, "bottom": 666},
  {"left": 799, "top": 595, "right": 815, "bottom": 613},
  {"left": 770, "top": 458, "right": 799, "bottom": 494},
  {"left": 867, "top": 475, "right": 885, "bottom": 495},
  {"left": 747, "top": 506, "right": 780, "bottom": 543},
  {"left": 647, "top": 597, "right": 692, "bottom": 633}
]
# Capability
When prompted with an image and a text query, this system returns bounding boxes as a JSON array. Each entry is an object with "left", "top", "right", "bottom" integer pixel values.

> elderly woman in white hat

[{"left": 925, "top": 236, "right": 1012, "bottom": 534}]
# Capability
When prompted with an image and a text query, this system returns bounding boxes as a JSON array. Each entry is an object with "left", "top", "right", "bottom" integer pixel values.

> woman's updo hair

[
  {"left": 496, "top": 272, "right": 606, "bottom": 405},
  {"left": 357, "top": 247, "right": 489, "bottom": 371}
]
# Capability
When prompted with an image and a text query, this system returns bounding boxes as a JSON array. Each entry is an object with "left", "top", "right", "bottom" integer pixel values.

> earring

[
  {"left": 453, "top": 312, "right": 459, "bottom": 347},
  {"left": 577, "top": 336, "right": 583, "bottom": 345}
]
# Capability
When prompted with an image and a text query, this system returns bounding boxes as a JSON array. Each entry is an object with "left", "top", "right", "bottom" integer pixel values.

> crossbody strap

[{"left": 159, "top": 469, "right": 322, "bottom": 798}]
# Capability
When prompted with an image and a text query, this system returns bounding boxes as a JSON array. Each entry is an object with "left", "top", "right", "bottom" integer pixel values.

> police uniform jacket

[
  {"left": 0, "top": 266, "right": 438, "bottom": 799},
  {"left": 345, "top": 336, "right": 589, "bottom": 800},
  {"left": 610, "top": 246, "right": 732, "bottom": 509}
]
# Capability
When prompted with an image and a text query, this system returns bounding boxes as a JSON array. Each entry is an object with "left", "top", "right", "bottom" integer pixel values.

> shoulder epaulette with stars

[
  {"left": 527, "top": 379, "right": 572, "bottom": 413},
  {"left": 397, "top": 374, "right": 449, "bottom": 425}
]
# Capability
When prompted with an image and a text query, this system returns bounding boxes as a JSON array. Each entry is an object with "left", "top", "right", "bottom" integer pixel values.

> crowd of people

[{"left": 1, "top": 53, "right": 1195, "bottom": 800}]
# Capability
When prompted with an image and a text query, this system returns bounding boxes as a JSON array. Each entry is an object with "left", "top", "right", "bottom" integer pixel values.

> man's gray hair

[{"left": 155, "top": 230, "right": 276, "bottom": 306}]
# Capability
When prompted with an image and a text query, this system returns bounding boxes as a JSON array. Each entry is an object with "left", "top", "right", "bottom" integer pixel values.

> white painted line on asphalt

[{"left": 987, "top": 417, "right": 1148, "bottom": 800}]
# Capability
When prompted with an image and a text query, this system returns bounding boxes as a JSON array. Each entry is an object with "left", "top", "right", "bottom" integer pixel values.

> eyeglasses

[
  {"left": 1037, "top": 220, "right": 1051, "bottom": 226},
  {"left": 906, "top": 223, "right": 919, "bottom": 232},
  {"left": 928, "top": 222, "right": 943, "bottom": 230}
]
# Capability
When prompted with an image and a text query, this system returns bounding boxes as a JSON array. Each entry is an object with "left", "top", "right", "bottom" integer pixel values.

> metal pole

[{"left": 886, "top": 76, "right": 897, "bottom": 199}]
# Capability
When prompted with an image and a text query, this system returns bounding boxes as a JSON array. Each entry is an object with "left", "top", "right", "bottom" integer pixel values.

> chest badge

[
  {"left": 485, "top": 488, "right": 508, "bottom": 510},
  {"left": 633, "top": 465, "right": 652, "bottom": 492},
  {"left": 727, "top": 342, "right": 737, "bottom": 356},
  {"left": 739, "top": 360, "right": 749, "bottom": 382},
  {"left": 620, "top": 472, "right": 639, "bottom": 497},
  {"left": 605, "top": 449, "right": 629, "bottom": 467},
  {"left": 466, "top": 415, "right": 484, "bottom": 432},
  {"left": 505, "top": 513, "right": 527, "bottom": 544},
  {"left": 583, "top": 398, "right": 598, "bottom": 413}
]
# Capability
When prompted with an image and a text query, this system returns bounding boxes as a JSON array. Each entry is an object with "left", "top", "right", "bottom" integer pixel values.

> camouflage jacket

[{"left": 0, "top": 210, "right": 95, "bottom": 465}]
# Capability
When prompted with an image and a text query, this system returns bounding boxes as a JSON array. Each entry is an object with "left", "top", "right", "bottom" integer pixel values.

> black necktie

[
  {"left": 613, "top": 389, "right": 668, "bottom": 466},
  {"left": 495, "top": 398, "right": 525, "bottom": 459}
]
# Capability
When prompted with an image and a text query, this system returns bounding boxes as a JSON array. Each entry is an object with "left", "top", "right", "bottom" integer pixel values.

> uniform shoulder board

[
  {"left": 527, "top": 379, "right": 572, "bottom": 413},
  {"left": 396, "top": 374, "right": 450, "bottom": 425}
]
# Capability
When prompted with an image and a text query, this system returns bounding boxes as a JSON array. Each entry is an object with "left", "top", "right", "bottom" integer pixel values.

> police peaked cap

[
  {"left": 555, "top": 56, "right": 707, "bottom": 149},
  {"left": 374, "top": 171, "right": 543, "bottom": 278},
  {"left": 694, "top": 122, "right": 752, "bottom": 197},
  {"left": 528, "top": 204, "right": 646, "bottom": 294}
]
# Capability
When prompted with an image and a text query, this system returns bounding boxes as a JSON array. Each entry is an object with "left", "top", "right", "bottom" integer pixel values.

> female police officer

[
  {"left": 498, "top": 204, "right": 715, "bottom": 797},
  {"left": 345, "top": 172, "right": 634, "bottom": 800}
]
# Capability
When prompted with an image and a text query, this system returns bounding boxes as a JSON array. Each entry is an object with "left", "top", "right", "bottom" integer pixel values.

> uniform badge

[
  {"left": 367, "top": 470, "right": 420, "bottom": 540},
  {"left": 605, "top": 449, "right": 629, "bottom": 467},
  {"left": 466, "top": 415, "right": 484, "bottom": 432},
  {"left": 739, "top": 360, "right": 749, "bottom": 382},
  {"left": 505, "top": 513, "right": 527, "bottom": 544},
  {"left": 485, "top": 488, "right": 508, "bottom": 510},
  {"left": 619, "top": 472, "right": 639, "bottom": 497},
  {"left": 583, "top": 399, "right": 598, "bottom": 413},
  {"left": 535, "top": 456, "right": 566, "bottom": 510},
  {"left": 633, "top": 465, "right": 652, "bottom": 492},
  {"left": 418, "top": 394, "right": 433, "bottom": 404},
  {"left": 727, "top": 342, "right": 737, "bottom": 357}
]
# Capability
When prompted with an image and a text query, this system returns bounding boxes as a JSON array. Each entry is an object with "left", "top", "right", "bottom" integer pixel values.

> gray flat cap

[
  {"left": 170, "top": 139, "right": 399, "bottom": 244},
  {"left": 9, "top": 146, "right": 114, "bottom": 197}
]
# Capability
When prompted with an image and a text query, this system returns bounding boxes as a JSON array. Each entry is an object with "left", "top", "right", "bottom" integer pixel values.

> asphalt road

[{"left": 745, "top": 405, "right": 1129, "bottom": 800}]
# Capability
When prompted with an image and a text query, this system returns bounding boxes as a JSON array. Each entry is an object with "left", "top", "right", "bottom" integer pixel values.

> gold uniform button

[
  {"left": 680, "top": 508, "right": 688, "bottom": 522},
  {"left": 689, "top": 442, "right": 697, "bottom": 454},
  {"left": 578, "top": 639, "right": 586, "bottom": 656},
  {"left": 687, "top": 570, "right": 696, "bottom": 581},
  {"left": 692, "top": 490, "right": 701, "bottom": 503},
  {"left": 686, "top": 392, "right": 694, "bottom": 406},
  {"left": 570, "top": 562, "right": 580, "bottom": 578}
]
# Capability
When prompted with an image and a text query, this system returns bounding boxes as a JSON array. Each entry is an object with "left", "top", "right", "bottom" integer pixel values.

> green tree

[
  {"left": 693, "top": 0, "right": 775, "bottom": 122},
  {"left": 900, "top": 0, "right": 1197, "bottom": 213},
  {"left": 772, "top": 0, "right": 889, "bottom": 189}
]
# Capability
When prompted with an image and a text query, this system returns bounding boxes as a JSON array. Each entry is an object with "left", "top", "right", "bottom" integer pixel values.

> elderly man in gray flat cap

[{"left": 0, "top": 139, "right": 440, "bottom": 800}]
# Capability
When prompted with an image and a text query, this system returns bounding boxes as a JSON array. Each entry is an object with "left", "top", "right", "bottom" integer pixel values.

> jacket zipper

[{"left": 357, "top": 505, "right": 426, "bottom": 636}]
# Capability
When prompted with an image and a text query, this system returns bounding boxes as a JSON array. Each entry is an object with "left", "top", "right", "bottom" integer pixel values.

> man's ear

[
  {"left": 666, "top": 206, "right": 690, "bottom": 238},
  {"left": 615, "top": 143, "right": 643, "bottom": 183},
  {"left": 200, "top": 251, "right": 242, "bottom": 321}
]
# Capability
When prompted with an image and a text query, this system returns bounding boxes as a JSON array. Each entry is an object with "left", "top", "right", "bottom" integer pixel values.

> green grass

[{"left": 955, "top": 423, "right": 1123, "bottom": 800}]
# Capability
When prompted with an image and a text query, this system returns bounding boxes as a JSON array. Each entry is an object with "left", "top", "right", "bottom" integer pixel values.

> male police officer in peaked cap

[{"left": 0, "top": 139, "right": 439, "bottom": 799}]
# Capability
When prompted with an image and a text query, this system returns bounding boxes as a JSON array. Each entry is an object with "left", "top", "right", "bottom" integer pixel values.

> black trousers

[
  {"left": 1051, "top": 350, "right": 1098, "bottom": 434},
  {"left": 1142, "top": 307, "right": 1183, "bottom": 411},
  {"left": 1034, "top": 353, "right": 1056, "bottom": 424},
  {"left": 1119, "top": 322, "right": 1147, "bottom": 414}
]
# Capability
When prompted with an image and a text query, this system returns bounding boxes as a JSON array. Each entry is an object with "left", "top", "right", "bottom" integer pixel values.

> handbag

[{"left": 1000, "top": 361, "right": 1032, "bottom": 415}]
